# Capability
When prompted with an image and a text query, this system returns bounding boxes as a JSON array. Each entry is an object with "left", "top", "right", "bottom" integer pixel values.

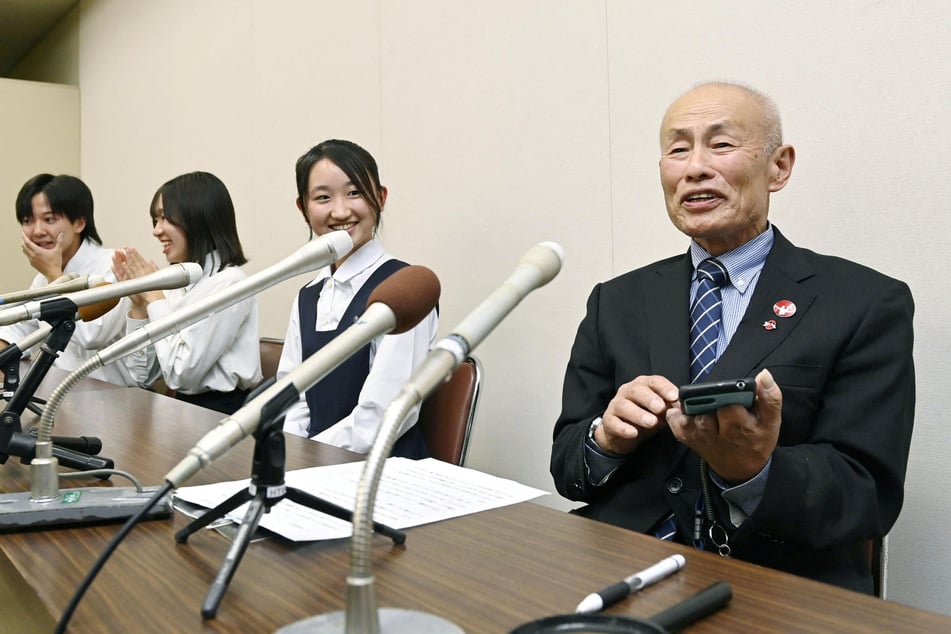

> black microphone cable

[{"left": 54, "top": 481, "right": 174, "bottom": 633}]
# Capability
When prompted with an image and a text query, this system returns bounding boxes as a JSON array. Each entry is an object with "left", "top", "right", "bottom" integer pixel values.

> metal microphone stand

[
  {"left": 1, "top": 349, "right": 45, "bottom": 417},
  {"left": 0, "top": 316, "right": 113, "bottom": 473},
  {"left": 175, "top": 401, "right": 405, "bottom": 620}
]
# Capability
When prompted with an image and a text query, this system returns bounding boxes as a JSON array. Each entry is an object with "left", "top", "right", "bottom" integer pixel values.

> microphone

[
  {"left": 76, "top": 295, "right": 122, "bottom": 322},
  {"left": 74, "top": 231, "right": 353, "bottom": 372},
  {"left": 0, "top": 271, "right": 195, "bottom": 479},
  {"left": 297, "top": 242, "right": 564, "bottom": 634},
  {"left": 0, "top": 264, "right": 203, "bottom": 326},
  {"left": 49, "top": 272, "right": 81, "bottom": 283},
  {"left": 164, "top": 264, "right": 440, "bottom": 488},
  {"left": 0, "top": 323, "right": 53, "bottom": 382},
  {"left": 0, "top": 273, "right": 104, "bottom": 305},
  {"left": 160, "top": 265, "right": 436, "bottom": 620},
  {"left": 14, "top": 232, "right": 352, "bottom": 522},
  {"left": 395, "top": 241, "right": 564, "bottom": 407}
]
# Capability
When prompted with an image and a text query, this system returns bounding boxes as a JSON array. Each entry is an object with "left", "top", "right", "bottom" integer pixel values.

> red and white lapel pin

[{"left": 764, "top": 300, "right": 796, "bottom": 331}]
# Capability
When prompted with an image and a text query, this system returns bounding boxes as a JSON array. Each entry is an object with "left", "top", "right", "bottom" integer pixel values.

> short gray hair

[{"left": 690, "top": 80, "right": 784, "bottom": 155}]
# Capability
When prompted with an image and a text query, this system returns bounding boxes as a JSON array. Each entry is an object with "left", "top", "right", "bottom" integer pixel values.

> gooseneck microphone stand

[
  {"left": 1, "top": 342, "right": 46, "bottom": 417},
  {"left": 175, "top": 394, "right": 405, "bottom": 620},
  {"left": 0, "top": 314, "right": 113, "bottom": 473},
  {"left": 1, "top": 311, "right": 171, "bottom": 532}
]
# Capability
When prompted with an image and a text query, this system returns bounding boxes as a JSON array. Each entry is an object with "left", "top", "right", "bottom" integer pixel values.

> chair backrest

[
  {"left": 417, "top": 356, "right": 482, "bottom": 465},
  {"left": 867, "top": 536, "right": 885, "bottom": 598},
  {"left": 259, "top": 337, "right": 285, "bottom": 383},
  {"left": 256, "top": 339, "right": 481, "bottom": 464}
]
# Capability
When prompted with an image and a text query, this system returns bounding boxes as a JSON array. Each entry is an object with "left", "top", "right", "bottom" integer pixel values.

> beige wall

[
  {"left": 17, "top": 0, "right": 951, "bottom": 615},
  {"left": 0, "top": 79, "right": 80, "bottom": 287}
]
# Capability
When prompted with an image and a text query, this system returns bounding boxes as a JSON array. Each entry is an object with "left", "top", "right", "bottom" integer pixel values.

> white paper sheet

[{"left": 173, "top": 458, "right": 548, "bottom": 541}]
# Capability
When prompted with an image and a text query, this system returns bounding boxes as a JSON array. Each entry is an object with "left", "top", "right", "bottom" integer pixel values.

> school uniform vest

[{"left": 298, "top": 259, "right": 429, "bottom": 459}]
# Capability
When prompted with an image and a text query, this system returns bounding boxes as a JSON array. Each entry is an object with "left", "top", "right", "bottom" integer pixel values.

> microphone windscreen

[
  {"left": 76, "top": 283, "right": 120, "bottom": 321},
  {"left": 522, "top": 241, "right": 565, "bottom": 287},
  {"left": 367, "top": 265, "right": 440, "bottom": 334}
]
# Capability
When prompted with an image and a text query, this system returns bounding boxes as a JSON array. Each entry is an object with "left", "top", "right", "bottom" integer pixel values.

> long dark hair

[{"left": 152, "top": 171, "right": 247, "bottom": 270}]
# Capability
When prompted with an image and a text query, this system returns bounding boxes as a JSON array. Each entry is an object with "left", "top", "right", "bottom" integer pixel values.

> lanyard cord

[{"left": 698, "top": 458, "right": 732, "bottom": 557}]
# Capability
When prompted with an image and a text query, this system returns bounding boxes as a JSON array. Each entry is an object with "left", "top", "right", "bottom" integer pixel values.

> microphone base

[
  {"left": 276, "top": 608, "right": 463, "bottom": 633},
  {"left": 0, "top": 486, "right": 172, "bottom": 532}
]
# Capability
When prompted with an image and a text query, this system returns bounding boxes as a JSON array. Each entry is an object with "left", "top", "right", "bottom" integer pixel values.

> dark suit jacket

[{"left": 550, "top": 227, "right": 915, "bottom": 593}]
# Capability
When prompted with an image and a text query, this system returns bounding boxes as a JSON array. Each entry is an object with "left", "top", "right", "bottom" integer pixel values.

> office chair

[
  {"left": 416, "top": 355, "right": 482, "bottom": 466},
  {"left": 868, "top": 536, "right": 886, "bottom": 598},
  {"left": 255, "top": 339, "right": 481, "bottom": 465},
  {"left": 259, "top": 337, "right": 285, "bottom": 383}
]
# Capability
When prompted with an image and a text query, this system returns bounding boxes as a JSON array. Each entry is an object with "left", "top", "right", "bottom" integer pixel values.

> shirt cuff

[
  {"left": 711, "top": 457, "right": 772, "bottom": 526},
  {"left": 583, "top": 432, "right": 625, "bottom": 486}
]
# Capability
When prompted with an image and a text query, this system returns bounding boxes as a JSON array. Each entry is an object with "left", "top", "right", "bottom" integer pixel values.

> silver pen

[{"left": 575, "top": 554, "right": 686, "bottom": 614}]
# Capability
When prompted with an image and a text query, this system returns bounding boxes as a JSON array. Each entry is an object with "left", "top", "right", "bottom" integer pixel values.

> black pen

[{"left": 575, "top": 554, "right": 686, "bottom": 614}]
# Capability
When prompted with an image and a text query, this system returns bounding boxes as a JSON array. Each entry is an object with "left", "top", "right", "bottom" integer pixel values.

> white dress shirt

[
  {"left": 122, "top": 252, "right": 262, "bottom": 394},
  {"left": 0, "top": 239, "right": 136, "bottom": 387},
  {"left": 278, "top": 239, "right": 438, "bottom": 453}
]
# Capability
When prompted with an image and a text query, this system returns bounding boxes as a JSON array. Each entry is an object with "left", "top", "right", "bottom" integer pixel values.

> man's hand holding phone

[
  {"left": 679, "top": 377, "right": 756, "bottom": 415},
  {"left": 668, "top": 369, "right": 783, "bottom": 483}
]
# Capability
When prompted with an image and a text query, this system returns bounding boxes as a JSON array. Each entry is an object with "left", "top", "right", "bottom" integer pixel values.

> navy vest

[{"left": 298, "top": 259, "right": 429, "bottom": 459}]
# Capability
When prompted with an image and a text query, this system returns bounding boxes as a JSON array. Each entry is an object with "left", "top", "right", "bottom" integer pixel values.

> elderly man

[{"left": 550, "top": 82, "right": 915, "bottom": 594}]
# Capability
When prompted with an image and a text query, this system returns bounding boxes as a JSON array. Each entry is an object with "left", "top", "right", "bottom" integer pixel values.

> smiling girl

[
  {"left": 0, "top": 174, "right": 135, "bottom": 386},
  {"left": 276, "top": 139, "right": 438, "bottom": 458},
  {"left": 112, "top": 171, "right": 261, "bottom": 414}
]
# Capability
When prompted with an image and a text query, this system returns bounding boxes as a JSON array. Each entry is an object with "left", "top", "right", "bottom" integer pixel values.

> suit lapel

[
  {"left": 644, "top": 254, "right": 693, "bottom": 385},
  {"left": 709, "top": 229, "right": 817, "bottom": 380},
  {"left": 628, "top": 229, "right": 817, "bottom": 384}
]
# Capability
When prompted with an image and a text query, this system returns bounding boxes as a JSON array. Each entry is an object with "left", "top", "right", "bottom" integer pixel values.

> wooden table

[{"left": 2, "top": 374, "right": 950, "bottom": 633}]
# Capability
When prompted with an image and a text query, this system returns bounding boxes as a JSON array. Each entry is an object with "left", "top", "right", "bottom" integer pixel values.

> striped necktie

[
  {"left": 689, "top": 258, "right": 729, "bottom": 382},
  {"left": 652, "top": 257, "right": 731, "bottom": 544}
]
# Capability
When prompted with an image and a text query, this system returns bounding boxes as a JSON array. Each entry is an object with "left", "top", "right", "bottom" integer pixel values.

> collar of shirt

[
  {"left": 194, "top": 251, "right": 222, "bottom": 288},
  {"left": 313, "top": 238, "right": 387, "bottom": 331},
  {"left": 690, "top": 223, "right": 775, "bottom": 296},
  {"left": 161, "top": 251, "right": 219, "bottom": 300},
  {"left": 689, "top": 224, "right": 775, "bottom": 354},
  {"left": 64, "top": 239, "right": 116, "bottom": 282},
  {"left": 159, "top": 251, "right": 223, "bottom": 304},
  {"left": 329, "top": 239, "right": 385, "bottom": 286}
]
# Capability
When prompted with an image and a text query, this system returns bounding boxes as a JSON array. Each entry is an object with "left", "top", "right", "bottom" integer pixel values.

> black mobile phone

[{"left": 679, "top": 377, "right": 756, "bottom": 415}]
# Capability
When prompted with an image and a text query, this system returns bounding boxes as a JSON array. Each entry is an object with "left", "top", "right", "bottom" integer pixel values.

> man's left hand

[{"left": 667, "top": 368, "right": 783, "bottom": 483}]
